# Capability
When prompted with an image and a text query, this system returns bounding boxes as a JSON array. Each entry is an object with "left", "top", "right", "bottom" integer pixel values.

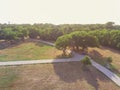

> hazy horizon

[{"left": 0, "top": 0, "right": 120, "bottom": 25}]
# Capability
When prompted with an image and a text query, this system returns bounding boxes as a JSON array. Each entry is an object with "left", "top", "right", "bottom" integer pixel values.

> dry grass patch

[
  {"left": 0, "top": 62, "right": 119, "bottom": 90},
  {"left": 88, "top": 46, "right": 120, "bottom": 76}
]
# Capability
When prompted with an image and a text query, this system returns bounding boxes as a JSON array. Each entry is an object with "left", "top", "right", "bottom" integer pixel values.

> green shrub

[
  {"left": 81, "top": 56, "right": 91, "bottom": 65},
  {"left": 106, "top": 57, "right": 112, "bottom": 63}
]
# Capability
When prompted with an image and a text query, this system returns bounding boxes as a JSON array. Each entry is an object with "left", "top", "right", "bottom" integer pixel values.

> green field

[{"left": 0, "top": 41, "right": 62, "bottom": 61}]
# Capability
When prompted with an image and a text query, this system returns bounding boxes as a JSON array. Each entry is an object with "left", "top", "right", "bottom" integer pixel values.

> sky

[{"left": 0, "top": 0, "right": 120, "bottom": 25}]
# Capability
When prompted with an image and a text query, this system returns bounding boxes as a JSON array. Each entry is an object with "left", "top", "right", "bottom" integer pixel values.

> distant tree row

[{"left": 0, "top": 22, "right": 120, "bottom": 41}]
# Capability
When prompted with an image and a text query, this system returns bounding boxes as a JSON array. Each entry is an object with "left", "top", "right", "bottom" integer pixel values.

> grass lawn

[
  {"left": 88, "top": 46, "right": 120, "bottom": 76},
  {"left": 0, "top": 41, "right": 62, "bottom": 61},
  {"left": 0, "top": 62, "right": 120, "bottom": 90}
]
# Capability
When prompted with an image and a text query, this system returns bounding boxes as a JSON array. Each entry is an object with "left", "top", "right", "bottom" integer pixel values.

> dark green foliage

[
  {"left": 106, "top": 57, "right": 112, "bottom": 63},
  {"left": 55, "top": 31, "right": 99, "bottom": 54},
  {"left": 105, "top": 22, "right": 115, "bottom": 30},
  {"left": 1, "top": 28, "right": 19, "bottom": 41},
  {"left": 55, "top": 35, "right": 72, "bottom": 55},
  {"left": 0, "top": 22, "right": 120, "bottom": 51},
  {"left": 81, "top": 56, "right": 91, "bottom": 65},
  {"left": 29, "top": 28, "right": 39, "bottom": 38},
  {"left": 89, "top": 30, "right": 120, "bottom": 50},
  {"left": 69, "top": 31, "right": 99, "bottom": 51}
]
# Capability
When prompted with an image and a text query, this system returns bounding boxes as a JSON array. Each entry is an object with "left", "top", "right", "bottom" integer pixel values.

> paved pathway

[
  {"left": 32, "top": 39, "right": 55, "bottom": 46},
  {"left": 39, "top": 40, "right": 55, "bottom": 46},
  {"left": 0, "top": 52, "right": 84, "bottom": 66},
  {"left": 91, "top": 60, "right": 120, "bottom": 86},
  {"left": 0, "top": 40, "right": 120, "bottom": 86}
]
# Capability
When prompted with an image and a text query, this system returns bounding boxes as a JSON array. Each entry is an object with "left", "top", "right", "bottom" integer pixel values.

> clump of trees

[
  {"left": 55, "top": 31, "right": 99, "bottom": 55},
  {"left": 55, "top": 35, "right": 71, "bottom": 55},
  {"left": 70, "top": 31, "right": 99, "bottom": 51},
  {"left": 0, "top": 25, "right": 29, "bottom": 42}
]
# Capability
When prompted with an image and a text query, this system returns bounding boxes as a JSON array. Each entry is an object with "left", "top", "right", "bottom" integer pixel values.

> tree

[
  {"left": 70, "top": 31, "right": 81, "bottom": 51},
  {"left": 105, "top": 22, "right": 115, "bottom": 30},
  {"left": 89, "top": 30, "right": 120, "bottom": 49},
  {"left": 1, "top": 28, "right": 19, "bottom": 41},
  {"left": 70, "top": 31, "right": 99, "bottom": 52},
  {"left": 29, "top": 27, "right": 39, "bottom": 38},
  {"left": 0, "top": 22, "right": 120, "bottom": 50},
  {"left": 55, "top": 35, "right": 71, "bottom": 55},
  {"left": 82, "top": 35, "right": 99, "bottom": 50}
]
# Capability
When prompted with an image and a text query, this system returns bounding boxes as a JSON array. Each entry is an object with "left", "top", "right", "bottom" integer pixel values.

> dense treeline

[
  {"left": 0, "top": 22, "right": 120, "bottom": 41},
  {"left": 0, "top": 22, "right": 120, "bottom": 50}
]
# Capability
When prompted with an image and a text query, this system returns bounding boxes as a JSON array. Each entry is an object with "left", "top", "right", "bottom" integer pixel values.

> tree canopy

[
  {"left": 0, "top": 22, "right": 120, "bottom": 50},
  {"left": 55, "top": 31, "right": 99, "bottom": 54}
]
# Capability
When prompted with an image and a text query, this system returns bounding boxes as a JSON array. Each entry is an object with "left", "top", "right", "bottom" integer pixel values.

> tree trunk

[
  {"left": 63, "top": 48, "right": 66, "bottom": 55},
  {"left": 82, "top": 46, "right": 85, "bottom": 52},
  {"left": 72, "top": 46, "right": 75, "bottom": 50},
  {"left": 82, "top": 46, "right": 88, "bottom": 54},
  {"left": 76, "top": 45, "right": 79, "bottom": 51}
]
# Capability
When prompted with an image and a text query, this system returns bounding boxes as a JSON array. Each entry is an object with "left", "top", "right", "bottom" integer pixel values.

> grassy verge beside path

[{"left": 0, "top": 41, "right": 62, "bottom": 61}]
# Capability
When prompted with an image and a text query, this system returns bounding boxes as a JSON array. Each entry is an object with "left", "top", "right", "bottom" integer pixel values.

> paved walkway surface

[
  {"left": 0, "top": 40, "right": 120, "bottom": 86},
  {"left": 0, "top": 52, "right": 84, "bottom": 66},
  {"left": 32, "top": 39, "right": 55, "bottom": 46},
  {"left": 91, "top": 60, "right": 120, "bottom": 86},
  {"left": 39, "top": 40, "right": 55, "bottom": 46}
]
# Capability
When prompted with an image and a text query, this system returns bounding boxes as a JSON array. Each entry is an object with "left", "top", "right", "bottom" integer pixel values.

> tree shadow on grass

[
  {"left": 53, "top": 62, "right": 109, "bottom": 90},
  {"left": 88, "top": 50, "right": 106, "bottom": 64},
  {"left": 0, "top": 40, "right": 23, "bottom": 50},
  {"left": 88, "top": 49, "right": 120, "bottom": 76}
]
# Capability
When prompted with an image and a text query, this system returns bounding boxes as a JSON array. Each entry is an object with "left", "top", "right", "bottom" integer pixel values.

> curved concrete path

[{"left": 0, "top": 40, "right": 120, "bottom": 86}]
